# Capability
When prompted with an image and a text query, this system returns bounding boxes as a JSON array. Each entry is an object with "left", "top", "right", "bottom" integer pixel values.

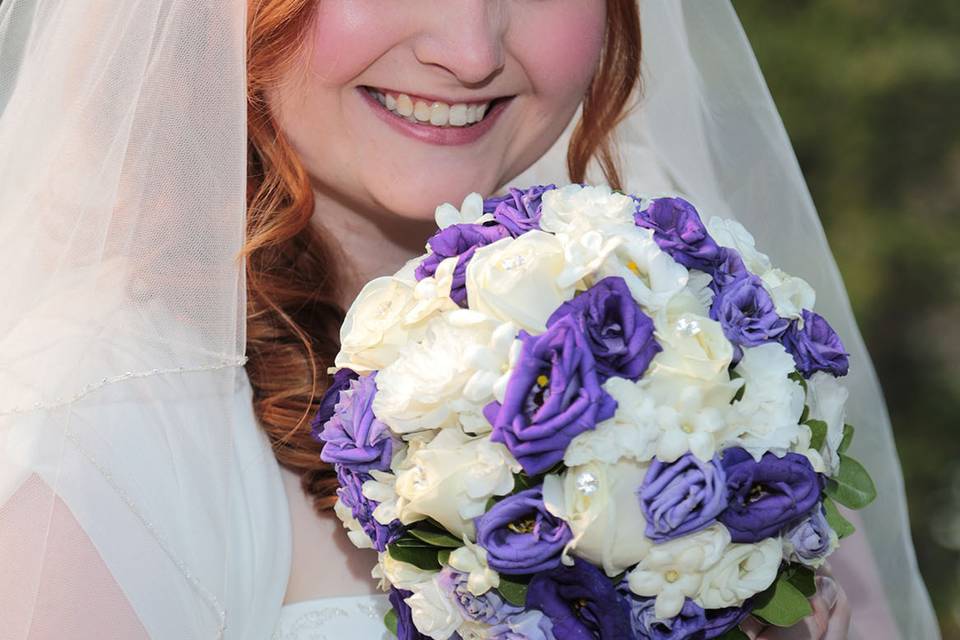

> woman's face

[{"left": 269, "top": 0, "right": 606, "bottom": 221}]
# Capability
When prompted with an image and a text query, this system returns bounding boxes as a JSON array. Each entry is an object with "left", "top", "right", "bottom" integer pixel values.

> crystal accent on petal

[
  {"left": 501, "top": 255, "right": 526, "bottom": 271},
  {"left": 675, "top": 317, "right": 702, "bottom": 336},
  {"left": 575, "top": 471, "right": 599, "bottom": 495}
]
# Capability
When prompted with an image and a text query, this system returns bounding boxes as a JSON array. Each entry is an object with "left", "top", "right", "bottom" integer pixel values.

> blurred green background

[{"left": 734, "top": 1, "right": 960, "bottom": 637}]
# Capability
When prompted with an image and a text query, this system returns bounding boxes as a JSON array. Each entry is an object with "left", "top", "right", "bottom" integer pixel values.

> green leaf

[
  {"left": 437, "top": 549, "right": 452, "bottom": 566},
  {"left": 799, "top": 403, "right": 810, "bottom": 424},
  {"left": 751, "top": 573, "right": 814, "bottom": 627},
  {"left": 825, "top": 453, "right": 877, "bottom": 509},
  {"left": 784, "top": 565, "right": 816, "bottom": 597},
  {"left": 387, "top": 542, "right": 442, "bottom": 571},
  {"left": 839, "top": 424, "right": 855, "bottom": 454},
  {"left": 384, "top": 608, "right": 399, "bottom": 637},
  {"left": 823, "top": 496, "right": 856, "bottom": 538},
  {"left": 788, "top": 371, "right": 808, "bottom": 392},
  {"left": 407, "top": 526, "right": 463, "bottom": 548},
  {"left": 716, "top": 627, "right": 750, "bottom": 640},
  {"left": 806, "top": 419, "right": 828, "bottom": 451},
  {"left": 497, "top": 575, "right": 530, "bottom": 607},
  {"left": 513, "top": 472, "right": 536, "bottom": 492}
]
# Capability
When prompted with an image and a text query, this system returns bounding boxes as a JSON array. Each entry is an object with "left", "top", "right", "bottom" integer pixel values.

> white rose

[
  {"left": 726, "top": 343, "right": 807, "bottom": 458},
  {"left": 375, "top": 551, "right": 435, "bottom": 591},
  {"left": 539, "top": 183, "right": 636, "bottom": 234},
  {"left": 394, "top": 428, "right": 519, "bottom": 538},
  {"left": 806, "top": 371, "right": 849, "bottom": 474},
  {"left": 697, "top": 538, "right": 782, "bottom": 608},
  {"left": 564, "top": 377, "right": 659, "bottom": 466},
  {"left": 435, "top": 191, "right": 490, "bottom": 229},
  {"left": 333, "top": 497, "right": 374, "bottom": 550},
  {"left": 448, "top": 538, "right": 500, "bottom": 595},
  {"left": 335, "top": 276, "right": 420, "bottom": 372},
  {"left": 362, "top": 470, "right": 402, "bottom": 526},
  {"left": 406, "top": 575, "right": 464, "bottom": 640},
  {"left": 652, "top": 313, "right": 733, "bottom": 384},
  {"left": 761, "top": 268, "right": 816, "bottom": 321},
  {"left": 706, "top": 217, "right": 772, "bottom": 274},
  {"left": 626, "top": 524, "right": 731, "bottom": 619},
  {"left": 373, "top": 310, "right": 504, "bottom": 434},
  {"left": 542, "top": 459, "right": 652, "bottom": 576},
  {"left": 465, "top": 231, "right": 575, "bottom": 333}
]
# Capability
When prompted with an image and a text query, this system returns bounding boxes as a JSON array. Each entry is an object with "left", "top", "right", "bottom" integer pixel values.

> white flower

[
  {"left": 783, "top": 527, "right": 839, "bottom": 569},
  {"left": 760, "top": 268, "right": 816, "bottom": 321},
  {"left": 563, "top": 377, "right": 659, "bottom": 466},
  {"left": 465, "top": 231, "right": 575, "bottom": 333},
  {"left": 335, "top": 276, "right": 422, "bottom": 372},
  {"left": 626, "top": 524, "right": 731, "bottom": 619},
  {"left": 542, "top": 459, "right": 652, "bottom": 576},
  {"left": 806, "top": 371, "right": 849, "bottom": 474},
  {"left": 362, "top": 470, "right": 401, "bottom": 526},
  {"left": 697, "top": 538, "right": 782, "bottom": 608},
  {"left": 435, "top": 191, "right": 490, "bottom": 229},
  {"left": 448, "top": 537, "right": 500, "bottom": 595},
  {"left": 374, "top": 551, "right": 435, "bottom": 591},
  {"left": 394, "top": 428, "right": 519, "bottom": 538},
  {"left": 554, "top": 227, "right": 623, "bottom": 289},
  {"left": 373, "top": 310, "right": 505, "bottom": 434},
  {"left": 407, "top": 575, "right": 464, "bottom": 640},
  {"left": 706, "top": 217, "right": 772, "bottom": 274},
  {"left": 726, "top": 343, "right": 807, "bottom": 458},
  {"left": 652, "top": 313, "right": 734, "bottom": 384},
  {"left": 333, "top": 497, "right": 374, "bottom": 549},
  {"left": 539, "top": 183, "right": 636, "bottom": 234}
]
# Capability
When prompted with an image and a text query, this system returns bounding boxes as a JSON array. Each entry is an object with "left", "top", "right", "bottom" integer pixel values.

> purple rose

[
  {"left": 475, "top": 486, "right": 572, "bottom": 574},
  {"left": 310, "top": 368, "right": 358, "bottom": 440},
  {"left": 437, "top": 567, "right": 521, "bottom": 625},
  {"left": 415, "top": 222, "right": 509, "bottom": 306},
  {"left": 317, "top": 373, "right": 394, "bottom": 473},
  {"left": 335, "top": 466, "right": 404, "bottom": 552},
  {"left": 388, "top": 588, "right": 428, "bottom": 640},
  {"left": 639, "top": 453, "right": 728, "bottom": 542},
  {"left": 782, "top": 309, "right": 850, "bottom": 378},
  {"left": 710, "top": 248, "right": 749, "bottom": 291},
  {"left": 484, "top": 184, "right": 556, "bottom": 236},
  {"left": 718, "top": 448, "right": 824, "bottom": 543},
  {"left": 710, "top": 275, "right": 789, "bottom": 354},
  {"left": 526, "top": 558, "right": 632, "bottom": 640},
  {"left": 634, "top": 197, "right": 722, "bottom": 271},
  {"left": 616, "top": 587, "right": 703, "bottom": 640},
  {"left": 546, "top": 276, "right": 661, "bottom": 382},
  {"left": 488, "top": 610, "right": 556, "bottom": 640},
  {"left": 484, "top": 316, "right": 617, "bottom": 476},
  {"left": 784, "top": 503, "right": 833, "bottom": 565}
]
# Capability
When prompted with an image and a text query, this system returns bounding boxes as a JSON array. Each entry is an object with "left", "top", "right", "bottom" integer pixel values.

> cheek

[{"left": 305, "top": 1, "right": 401, "bottom": 84}]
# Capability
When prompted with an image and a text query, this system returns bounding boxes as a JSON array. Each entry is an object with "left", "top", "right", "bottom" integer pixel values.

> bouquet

[{"left": 314, "top": 184, "right": 877, "bottom": 640}]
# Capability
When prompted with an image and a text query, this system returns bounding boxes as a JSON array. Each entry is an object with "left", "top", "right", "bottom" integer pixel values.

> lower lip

[{"left": 357, "top": 88, "right": 512, "bottom": 146}]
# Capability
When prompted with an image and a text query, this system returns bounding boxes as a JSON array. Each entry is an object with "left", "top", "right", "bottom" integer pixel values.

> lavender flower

[
  {"left": 484, "top": 184, "right": 556, "bottom": 236},
  {"left": 782, "top": 309, "right": 850, "bottom": 378},
  {"left": 335, "top": 466, "right": 403, "bottom": 552},
  {"left": 710, "top": 275, "right": 789, "bottom": 353},
  {"left": 488, "top": 610, "right": 556, "bottom": 640},
  {"left": 634, "top": 197, "right": 722, "bottom": 271},
  {"left": 310, "top": 368, "right": 358, "bottom": 440},
  {"left": 318, "top": 373, "right": 394, "bottom": 473},
  {"left": 639, "top": 453, "right": 728, "bottom": 542},
  {"left": 527, "top": 558, "right": 631, "bottom": 639},
  {"left": 437, "top": 567, "right": 521, "bottom": 625},
  {"left": 784, "top": 503, "right": 834, "bottom": 565}
]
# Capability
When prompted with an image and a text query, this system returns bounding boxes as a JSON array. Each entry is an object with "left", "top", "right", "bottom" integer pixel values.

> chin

[{"left": 365, "top": 166, "right": 505, "bottom": 223}]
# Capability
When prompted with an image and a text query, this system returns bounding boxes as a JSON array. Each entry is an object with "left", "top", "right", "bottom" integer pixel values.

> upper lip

[{"left": 364, "top": 85, "right": 512, "bottom": 106}]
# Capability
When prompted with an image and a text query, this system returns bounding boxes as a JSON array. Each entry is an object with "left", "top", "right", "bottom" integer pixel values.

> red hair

[{"left": 244, "top": 0, "right": 642, "bottom": 512}]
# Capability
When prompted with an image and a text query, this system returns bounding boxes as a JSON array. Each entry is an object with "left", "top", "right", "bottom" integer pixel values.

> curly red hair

[{"left": 244, "top": 0, "right": 642, "bottom": 512}]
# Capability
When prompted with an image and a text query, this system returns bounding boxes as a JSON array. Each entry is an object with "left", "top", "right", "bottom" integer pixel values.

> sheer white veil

[
  {"left": 0, "top": 0, "right": 937, "bottom": 638},
  {"left": 516, "top": 2, "right": 939, "bottom": 638}
]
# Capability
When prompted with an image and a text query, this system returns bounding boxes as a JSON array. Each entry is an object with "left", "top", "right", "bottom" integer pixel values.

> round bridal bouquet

[{"left": 314, "top": 184, "right": 877, "bottom": 640}]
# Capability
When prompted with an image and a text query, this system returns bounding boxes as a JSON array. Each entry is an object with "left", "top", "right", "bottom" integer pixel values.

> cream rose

[
  {"left": 706, "top": 216, "right": 772, "bottom": 274},
  {"left": 542, "top": 459, "right": 652, "bottom": 576},
  {"left": 806, "top": 371, "right": 850, "bottom": 474},
  {"left": 539, "top": 183, "right": 636, "bottom": 234},
  {"left": 696, "top": 538, "right": 782, "bottom": 608},
  {"left": 406, "top": 575, "right": 464, "bottom": 640},
  {"left": 465, "top": 231, "right": 575, "bottom": 333},
  {"left": 761, "top": 268, "right": 816, "bottom": 321}
]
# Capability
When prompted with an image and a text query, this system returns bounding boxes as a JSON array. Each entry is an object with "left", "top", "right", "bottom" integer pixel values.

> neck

[{"left": 310, "top": 185, "right": 436, "bottom": 310}]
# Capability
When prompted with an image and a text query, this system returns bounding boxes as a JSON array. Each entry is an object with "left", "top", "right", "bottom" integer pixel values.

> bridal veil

[{"left": 0, "top": 0, "right": 939, "bottom": 638}]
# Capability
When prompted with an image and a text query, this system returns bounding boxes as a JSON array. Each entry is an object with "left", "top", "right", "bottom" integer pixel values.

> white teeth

[{"left": 367, "top": 87, "right": 496, "bottom": 128}]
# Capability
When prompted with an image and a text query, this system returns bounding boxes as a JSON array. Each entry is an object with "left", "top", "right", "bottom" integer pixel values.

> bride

[{"left": 0, "top": 1, "right": 939, "bottom": 638}]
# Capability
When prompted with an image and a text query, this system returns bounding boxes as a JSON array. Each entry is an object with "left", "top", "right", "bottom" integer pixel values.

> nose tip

[{"left": 413, "top": 5, "right": 507, "bottom": 86}]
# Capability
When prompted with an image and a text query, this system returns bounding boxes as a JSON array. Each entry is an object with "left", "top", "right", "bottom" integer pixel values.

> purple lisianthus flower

[
  {"left": 710, "top": 274, "right": 789, "bottom": 354},
  {"left": 484, "top": 184, "right": 556, "bottom": 236},
  {"left": 488, "top": 610, "right": 556, "bottom": 640},
  {"left": 718, "top": 448, "right": 824, "bottom": 543},
  {"left": 782, "top": 309, "right": 850, "bottom": 378},
  {"left": 335, "top": 466, "right": 404, "bottom": 552},
  {"left": 639, "top": 453, "right": 728, "bottom": 542},
  {"left": 475, "top": 486, "right": 572, "bottom": 574},
  {"left": 317, "top": 373, "right": 394, "bottom": 473},
  {"left": 415, "top": 222, "right": 509, "bottom": 306},
  {"left": 710, "top": 248, "right": 750, "bottom": 291},
  {"left": 484, "top": 316, "right": 618, "bottom": 476},
  {"left": 526, "top": 558, "right": 632, "bottom": 640},
  {"left": 437, "top": 567, "right": 521, "bottom": 625},
  {"left": 634, "top": 197, "right": 722, "bottom": 271},
  {"left": 310, "top": 368, "right": 358, "bottom": 440},
  {"left": 546, "top": 276, "right": 661, "bottom": 382},
  {"left": 702, "top": 602, "right": 754, "bottom": 639},
  {"left": 388, "top": 588, "right": 428, "bottom": 640},
  {"left": 784, "top": 503, "right": 834, "bottom": 565},
  {"left": 616, "top": 589, "right": 706, "bottom": 640}
]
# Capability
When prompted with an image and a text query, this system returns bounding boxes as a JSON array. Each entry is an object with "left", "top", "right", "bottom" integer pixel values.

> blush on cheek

[
  {"left": 304, "top": 1, "right": 402, "bottom": 84},
  {"left": 516, "top": 2, "right": 607, "bottom": 96}
]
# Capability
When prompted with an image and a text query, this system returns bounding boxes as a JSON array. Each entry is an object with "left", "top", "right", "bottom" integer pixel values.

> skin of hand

[{"left": 741, "top": 572, "right": 852, "bottom": 640}]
